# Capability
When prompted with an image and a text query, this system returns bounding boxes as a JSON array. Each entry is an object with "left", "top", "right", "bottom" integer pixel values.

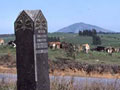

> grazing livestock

[
  {"left": 0, "top": 39, "right": 4, "bottom": 45},
  {"left": 114, "top": 48, "right": 119, "bottom": 53},
  {"left": 48, "top": 42, "right": 61, "bottom": 49},
  {"left": 107, "top": 48, "right": 113, "bottom": 55},
  {"left": 105, "top": 47, "right": 117, "bottom": 55},
  {"left": 76, "top": 44, "right": 83, "bottom": 52},
  {"left": 60, "top": 42, "right": 69, "bottom": 50},
  {"left": 8, "top": 40, "right": 16, "bottom": 48},
  {"left": 55, "top": 42, "right": 61, "bottom": 49},
  {"left": 91, "top": 46, "right": 105, "bottom": 52},
  {"left": 48, "top": 42, "right": 55, "bottom": 49},
  {"left": 82, "top": 44, "right": 90, "bottom": 53},
  {"left": 91, "top": 45, "right": 120, "bottom": 55}
]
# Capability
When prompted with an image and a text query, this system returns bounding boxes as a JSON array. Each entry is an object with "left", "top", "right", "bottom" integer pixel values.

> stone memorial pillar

[{"left": 14, "top": 10, "right": 50, "bottom": 90}]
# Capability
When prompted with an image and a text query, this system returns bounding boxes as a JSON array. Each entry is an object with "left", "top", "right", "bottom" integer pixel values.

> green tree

[
  {"left": 92, "top": 35, "right": 101, "bottom": 45},
  {"left": 92, "top": 29, "right": 97, "bottom": 35},
  {"left": 79, "top": 31, "right": 83, "bottom": 36}
]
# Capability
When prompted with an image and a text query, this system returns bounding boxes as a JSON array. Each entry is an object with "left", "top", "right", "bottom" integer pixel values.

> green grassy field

[
  {"left": 0, "top": 47, "right": 120, "bottom": 65},
  {"left": 0, "top": 33, "right": 120, "bottom": 65},
  {"left": 48, "top": 33, "right": 93, "bottom": 45},
  {"left": 49, "top": 33, "right": 120, "bottom": 47},
  {"left": 99, "top": 34, "right": 120, "bottom": 47},
  {"left": 2, "top": 33, "right": 120, "bottom": 47},
  {"left": 48, "top": 33, "right": 120, "bottom": 65},
  {"left": 48, "top": 49, "right": 120, "bottom": 65}
]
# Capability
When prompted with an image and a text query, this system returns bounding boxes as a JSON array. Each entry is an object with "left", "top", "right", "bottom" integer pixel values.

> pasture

[
  {"left": 0, "top": 47, "right": 120, "bottom": 66},
  {"left": 49, "top": 49, "right": 120, "bottom": 65},
  {"left": 46, "top": 32, "right": 120, "bottom": 65},
  {"left": 49, "top": 33, "right": 120, "bottom": 47},
  {"left": 2, "top": 33, "right": 120, "bottom": 47},
  {"left": 0, "top": 33, "right": 120, "bottom": 65}
]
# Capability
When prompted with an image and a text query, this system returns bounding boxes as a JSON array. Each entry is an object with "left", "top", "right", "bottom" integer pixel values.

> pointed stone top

[
  {"left": 15, "top": 10, "right": 47, "bottom": 24},
  {"left": 24, "top": 10, "right": 41, "bottom": 21}
]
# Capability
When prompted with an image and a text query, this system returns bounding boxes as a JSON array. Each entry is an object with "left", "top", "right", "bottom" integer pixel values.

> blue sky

[{"left": 0, "top": 0, "right": 120, "bottom": 34}]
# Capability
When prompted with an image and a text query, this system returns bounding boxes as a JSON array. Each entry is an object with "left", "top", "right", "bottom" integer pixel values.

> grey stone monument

[{"left": 14, "top": 10, "right": 50, "bottom": 90}]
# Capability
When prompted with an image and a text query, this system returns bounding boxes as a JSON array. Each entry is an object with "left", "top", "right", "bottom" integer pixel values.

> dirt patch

[{"left": 0, "top": 66, "right": 16, "bottom": 74}]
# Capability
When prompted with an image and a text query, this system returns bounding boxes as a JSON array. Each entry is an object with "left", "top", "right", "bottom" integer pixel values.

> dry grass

[
  {"left": 50, "top": 69, "right": 120, "bottom": 79},
  {"left": 0, "top": 66, "right": 16, "bottom": 74},
  {"left": 50, "top": 77, "right": 120, "bottom": 90},
  {"left": 0, "top": 82, "right": 16, "bottom": 90},
  {"left": 0, "top": 77, "right": 120, "bottom": 90}
]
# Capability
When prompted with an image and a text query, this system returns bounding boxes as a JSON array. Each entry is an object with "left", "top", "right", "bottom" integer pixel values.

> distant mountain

[{"left": 57, "top": 22, "right": 113, "bottom": 33}]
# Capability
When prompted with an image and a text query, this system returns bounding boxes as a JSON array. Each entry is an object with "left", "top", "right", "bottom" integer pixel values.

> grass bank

[{"left": 0, "top": 47, "right": 120, "bottom": 78}]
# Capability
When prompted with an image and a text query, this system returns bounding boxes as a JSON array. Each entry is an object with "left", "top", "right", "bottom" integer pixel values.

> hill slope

[{"left": 57, "top": 22, "right": 113, "bottom": 33}]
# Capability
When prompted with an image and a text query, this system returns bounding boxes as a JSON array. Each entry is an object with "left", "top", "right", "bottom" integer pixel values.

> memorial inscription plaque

[{"left": 15, "top": 10, "right": 50, "bottom": 90}]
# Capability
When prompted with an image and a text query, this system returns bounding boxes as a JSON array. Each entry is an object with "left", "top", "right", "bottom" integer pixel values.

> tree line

[
  {"left": 79, "top": 29, "right": 97, "bottom": 36},
  {"left": 48, "top": 37, "right": 60, "bottom": 42},
  {"left": 79, "top": 29, "right": 101, "bottom": 45}
]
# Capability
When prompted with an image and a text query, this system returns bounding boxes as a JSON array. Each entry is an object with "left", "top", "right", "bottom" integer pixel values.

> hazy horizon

[{"left": 0, "top": 0, "right": 120, "bottom": 34}]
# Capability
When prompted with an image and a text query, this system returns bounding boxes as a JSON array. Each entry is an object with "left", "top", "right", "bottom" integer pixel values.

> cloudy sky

[{"left": 0, "top": 0, "right": 120, "bottom": 34}]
